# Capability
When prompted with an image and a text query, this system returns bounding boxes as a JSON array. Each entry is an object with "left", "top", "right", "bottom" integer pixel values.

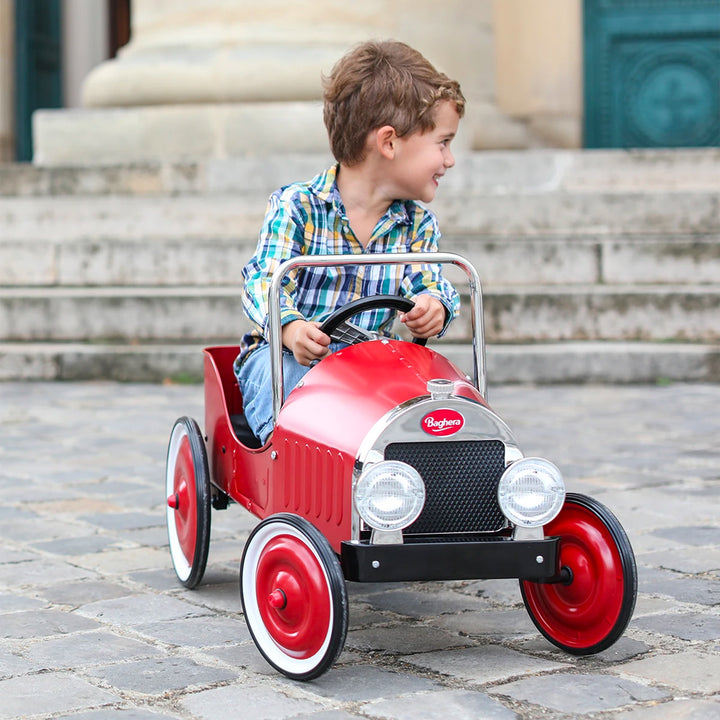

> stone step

[
  {"left": 1, "top": 285, "right": 718, "bottom": 343},
  {"left": 2, "top": 233, "right": 718, "bottom": 288},
  {"left": 478, "top": 284, "right": 720, "bottom": 343},
  {"left": 2, "top": 149, "right": 719, "bottom": 197},
  {"left": 1, "top": 187, "right": 717, "bottom": 242},
  {"left": 1, "top": 341, "right": 717, "bottom": 385},
  {"left": 0, "top": 195, "right": 266, "bottom": 242},
  {"left": 0, "top": 149, "right": 716, "bottom": 383}
]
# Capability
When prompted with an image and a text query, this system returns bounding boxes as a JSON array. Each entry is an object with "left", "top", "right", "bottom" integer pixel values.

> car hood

[{"left": 276, "top": 339, "right": 484, "bottom": 456}]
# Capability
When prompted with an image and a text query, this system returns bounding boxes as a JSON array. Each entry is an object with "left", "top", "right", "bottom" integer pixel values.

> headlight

[
  {"left": 355, "top": 461, "right": 425, "bottom": 532},
  {"left": 498, "top": 457, "right": 565, "bottom": 528}
]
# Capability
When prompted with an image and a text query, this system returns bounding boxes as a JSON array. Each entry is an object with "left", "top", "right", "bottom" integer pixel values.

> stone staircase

[{"left": 1, "top": 149, "right": 718, "bottom": 383}]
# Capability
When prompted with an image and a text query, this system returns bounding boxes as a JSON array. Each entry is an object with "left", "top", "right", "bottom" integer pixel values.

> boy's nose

[{"left": 444, "top": 149, "right": 455, "bottom": 168}]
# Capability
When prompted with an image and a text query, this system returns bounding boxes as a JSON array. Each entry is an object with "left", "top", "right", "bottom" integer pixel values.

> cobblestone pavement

[{"left": 1, "top": 381, "right": 719, "bottom": 720}]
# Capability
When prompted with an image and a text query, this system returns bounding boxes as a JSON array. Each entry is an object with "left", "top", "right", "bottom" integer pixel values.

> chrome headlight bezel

[
  {"left": 497, "top": 457, "right": 565, "bottom": 528},
  {"left": 354, "top": 460, "right": 426, "bottom": 532}
]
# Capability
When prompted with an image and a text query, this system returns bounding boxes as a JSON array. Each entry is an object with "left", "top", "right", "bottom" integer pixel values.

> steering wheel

[{"left": 318, "top": 294, "right": 427, "bottom": 347}]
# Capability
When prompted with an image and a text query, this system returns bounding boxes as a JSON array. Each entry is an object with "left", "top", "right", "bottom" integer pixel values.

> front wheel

[
  {"left": 521, "top": 493, "right": 637, "bottom": 655},
  {"left": 240, "top": 514, "right": 348, "bottom": 680}
]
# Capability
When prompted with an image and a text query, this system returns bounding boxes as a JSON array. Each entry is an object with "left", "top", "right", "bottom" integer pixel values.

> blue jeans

[{"left": 235, "top": 343, "right": 347, "bottom": 444}]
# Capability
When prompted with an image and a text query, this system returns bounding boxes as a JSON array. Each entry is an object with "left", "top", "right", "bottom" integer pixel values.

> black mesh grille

[{"left": 385, "top": 440, "right": 507, "bottom": 535}]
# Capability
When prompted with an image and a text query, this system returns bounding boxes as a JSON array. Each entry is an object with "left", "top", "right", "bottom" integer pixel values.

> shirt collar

[
  {"left": 309, "top": 164, "right": 340, "bottom": 205},
  {"left": 310, "top": 164, "right": 411, "bottom": 226}
]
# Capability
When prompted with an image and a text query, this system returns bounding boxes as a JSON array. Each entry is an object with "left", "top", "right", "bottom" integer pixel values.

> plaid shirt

[{"left": 238, "top": 164, "right": 459, "bottom": 364}]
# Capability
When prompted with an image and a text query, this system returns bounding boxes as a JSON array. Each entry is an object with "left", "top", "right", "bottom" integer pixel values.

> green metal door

[
  {"left": 14, "top": 0, "right": 63, "bottom": 161},
  {"left": 584, "top": 0, "right": 720, "bottom": 148}
]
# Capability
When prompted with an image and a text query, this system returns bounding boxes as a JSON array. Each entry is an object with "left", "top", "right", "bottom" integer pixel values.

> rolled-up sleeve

[
  {"left": 399, "top": 214, "right": 460, "bottom": 336},
  {"left": 241, "top": 193, "right": 307, "bottom": 339}
]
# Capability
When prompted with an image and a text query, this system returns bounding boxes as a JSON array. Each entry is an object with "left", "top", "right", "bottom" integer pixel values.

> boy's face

[{"left": 390, "top": 100, "right": 460, "bottom": 204}]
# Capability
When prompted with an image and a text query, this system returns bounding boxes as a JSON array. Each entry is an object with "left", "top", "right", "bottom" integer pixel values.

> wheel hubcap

[
  {"left": 523, "top": 504, "right": 625, "bottom": 649},
  {"left": 172, "top": 437, "right": 197, "bottom": 561},
  {"left": 267, "top": 589, "right": 287, "bottom": 609},
  {"left": 255, "top": 534, "right": 331, "bottom": 658}
]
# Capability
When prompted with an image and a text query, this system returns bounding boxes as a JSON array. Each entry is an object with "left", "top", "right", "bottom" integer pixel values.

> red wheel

[
  {"left": 240, "top": 514, "right": 348, "bottom": 680},
  {"left": 521, "top": 493, "right": 637, "bottom": 655},
  {"left": 165, "top": 417, "right": 211, "bottom": 589}
]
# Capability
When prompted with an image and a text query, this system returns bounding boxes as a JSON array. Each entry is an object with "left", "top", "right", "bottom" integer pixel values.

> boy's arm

[
  {"left": 241, "top": 193, "right": 307, "bottom": 338},
  {"left": 399, "top": 215, "right": 460, "bottom": 337},
  {"left": 242, "top": 192, "right": 332, "bottom": 365}
]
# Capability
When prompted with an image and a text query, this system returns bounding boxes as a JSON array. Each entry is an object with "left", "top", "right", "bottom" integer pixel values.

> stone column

[
  {"left": 493, "top": 0, "right": 582, "bottom": 148},
  {"left": 33, "top": 0, "right": 499, "bottom": 165},
  {"left": 34, "top": 0, "right": 383, "bottom": 164},
  {"left": 0, "top": 0, "right": 14, "bottom": 161},
  {"left": 62, "top": 0, "right": 109, "bottom": 108},
  {"left": 81, "top": 0, "right": 377, "bottom": 107}
]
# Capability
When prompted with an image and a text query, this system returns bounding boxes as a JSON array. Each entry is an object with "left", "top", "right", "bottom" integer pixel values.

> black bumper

[{"left": 341, "top": 536, "right": 559, "bottom": 583}]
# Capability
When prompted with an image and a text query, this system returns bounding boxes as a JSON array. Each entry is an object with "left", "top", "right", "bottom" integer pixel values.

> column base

[{"left": 32, "top": 101, "right": 328, "bottom": 166}]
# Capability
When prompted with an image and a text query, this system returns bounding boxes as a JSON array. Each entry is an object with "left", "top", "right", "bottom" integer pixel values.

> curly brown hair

[{"left": 322, "top": 40, "right": 465, "bottom": 166}]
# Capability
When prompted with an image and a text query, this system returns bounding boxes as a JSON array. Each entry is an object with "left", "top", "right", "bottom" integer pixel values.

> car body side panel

[
  {"left": 270, "top": 436, "right": 352, "bottom": 550},
  {"left": 204, "top": 346, "right": 272, "bottom": 514}
]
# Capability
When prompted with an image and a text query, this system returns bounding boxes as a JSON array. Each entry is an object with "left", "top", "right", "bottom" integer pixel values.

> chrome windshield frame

[{"left": 267, "top": 252, "right": 487, "bottom": 422}]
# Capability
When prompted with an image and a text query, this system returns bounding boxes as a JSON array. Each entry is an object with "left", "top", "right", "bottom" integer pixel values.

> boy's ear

[{"left": 376, "top": 125, "right": 397, "bottom": 159}]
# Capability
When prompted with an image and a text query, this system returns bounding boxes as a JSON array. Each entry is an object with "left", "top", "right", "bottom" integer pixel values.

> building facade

[{"left": 0, "top": 0, "right": 718, "bottom": 164}]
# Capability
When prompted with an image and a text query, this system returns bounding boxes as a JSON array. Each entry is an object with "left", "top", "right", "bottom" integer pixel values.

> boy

[{"left": 235, "top": 40, "right": 465, "bottom": 444}]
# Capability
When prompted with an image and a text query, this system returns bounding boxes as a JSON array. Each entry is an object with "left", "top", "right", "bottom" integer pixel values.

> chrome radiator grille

[{"left": 384, "top": 440, "right": 507, "bottom": 535}]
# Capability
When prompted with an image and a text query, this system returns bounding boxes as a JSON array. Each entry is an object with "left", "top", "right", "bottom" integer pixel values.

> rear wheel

[
  {"left": 521, "top": 493, "right": 637, "bottom": 655},
  {"left": 165, "top": 417, "right": 211, "bottom": 589},
  {"left": 240, "top": 514, "right": 348, "bottom": 680}
]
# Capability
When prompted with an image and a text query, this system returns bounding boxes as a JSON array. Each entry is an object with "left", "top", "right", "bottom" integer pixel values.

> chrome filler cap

[{"left": 427, "top": 378, "right": 454, "bottom": 399}]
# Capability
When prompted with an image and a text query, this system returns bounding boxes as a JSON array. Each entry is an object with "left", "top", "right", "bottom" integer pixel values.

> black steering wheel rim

[{"left": 318, "top": 294, "right": 427, "bottom": 346}]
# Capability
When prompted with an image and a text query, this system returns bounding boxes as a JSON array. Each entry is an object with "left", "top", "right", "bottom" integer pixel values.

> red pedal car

[{"left": 165, "top": 252, "right": 637, "bottom": 680}]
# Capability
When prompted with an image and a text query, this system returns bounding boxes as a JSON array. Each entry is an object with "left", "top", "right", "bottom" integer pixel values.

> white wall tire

[
  {"left": 240, "top": 514, "right": 348, "bottom": 680},
  {"left": 165, "top": 417, "right": 211, "bottom": 589}
]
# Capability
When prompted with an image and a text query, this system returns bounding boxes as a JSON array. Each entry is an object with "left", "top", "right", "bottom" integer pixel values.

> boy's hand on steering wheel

[
  {"left": 282, "top": 319, "right": 331, "bottom": 366},
  {"left": 400, "top": 294, "right": 445, "bottom": 339}
]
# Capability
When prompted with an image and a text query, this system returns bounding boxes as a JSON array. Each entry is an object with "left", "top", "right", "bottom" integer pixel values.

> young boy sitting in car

[{"left": 235, "top": 40, "right": 465, "bottom": 444}]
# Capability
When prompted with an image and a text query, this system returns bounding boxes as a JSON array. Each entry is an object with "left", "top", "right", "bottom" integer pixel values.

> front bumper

[{"left": 341, "top": 536, "right": 560, "bottom": 583}]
